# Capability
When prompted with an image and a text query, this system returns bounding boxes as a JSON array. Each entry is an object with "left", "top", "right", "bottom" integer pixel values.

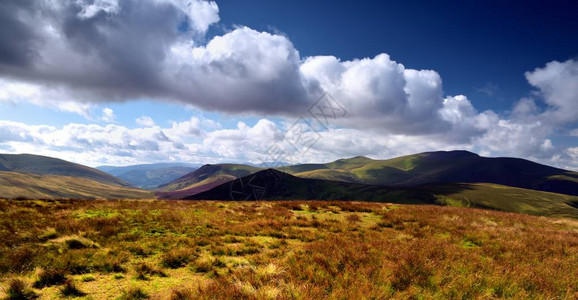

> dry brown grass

[{"left": 0, "top": 199, "right": 577, "bottom": 299}]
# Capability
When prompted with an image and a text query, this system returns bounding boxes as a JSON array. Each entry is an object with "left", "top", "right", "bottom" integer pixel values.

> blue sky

[
  {"left": 0, "top": 0, "right": 577, "bottom": 168},
  {"left": 215, "top": 0, "right": 578, "bottom": 107}
]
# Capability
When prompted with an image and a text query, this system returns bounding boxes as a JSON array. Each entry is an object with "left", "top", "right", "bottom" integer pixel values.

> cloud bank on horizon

[{"left": 0, "top": 0, "right": 577, "bottom": 169}]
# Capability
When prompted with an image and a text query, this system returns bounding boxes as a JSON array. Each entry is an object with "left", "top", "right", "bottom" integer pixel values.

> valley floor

[{"left": 0, "top": 199, "right": 577, "bottom": 299}]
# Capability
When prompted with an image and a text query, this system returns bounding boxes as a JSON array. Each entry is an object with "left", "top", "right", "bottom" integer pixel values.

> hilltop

[
  {"left": 156, "top": 164, "right": 261, "bottom": 199},
  {"left": 0, "top": 154, "right": 129, "bottom": 187},
  {"left": 285, "top": 150, "right": 578, "bottom": 195}
]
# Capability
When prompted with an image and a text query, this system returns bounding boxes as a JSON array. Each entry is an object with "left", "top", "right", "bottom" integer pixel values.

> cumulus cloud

[
  {"left": 165, "top": 27, "right": 313, "bottom": 115},
  {"left": 525, "top": 59, "right": 578, "bottom": 125},
  {"left": 0, "top": 119, "right": 198, "bottom": 166},
  {"left": 0, "top": 0, "right": 220, "bottom": 105},
  {"left": 0, "top": 79, "right": 94, "bottom": 117},
  {"left": 135, "top": 116, "right": 156, "bottom": 127},
  {"left": 0, "top": 0, "right": 468, "bottom": 135},
  {"left": 0, "top": 118, "right": 289, "bottom": 167},
  {"left": 0, "top": 0, "right": 504, "bottom": 142},
  {"left": 101, "top": 108, "right": 116, "bottom": 123},
  {"left": 2, "top": 114, "right": 578, "bottom": 170},
  {"left": 0, "top": 0, "right": 577, "bottom": 169},
  {"left": 469, "top": 59, "right": 578, "bottom": 162},
  {"left": 301, "top": 54, "right": 450, "bottom": 134}
]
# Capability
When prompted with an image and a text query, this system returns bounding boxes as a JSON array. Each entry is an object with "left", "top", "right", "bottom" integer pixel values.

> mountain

[
  {"left": 97, "top": 163, "right": 199, "bottom": 176},
  {"left": 0, "top": 171, "right": 153, "bottom": 200},
  {"left": 185, "top": 169, "right": 578, "bottom": 218},
  {"left": 184, "top": 169, "right": 437, "bottom": 203},
  {"left": 156, "top": 164, "right": 262, "bottom": 199},
  {"left": 161, "top": 151, "right": 578, "bottom": 199},
  {"left": 97, "top": 163, "right": 199, "bottom": 189},
  {"left": 284, "top": 151, "right": 578, "bottom": 196},
  {"left": 0, "top": 153, "right": 129, "bottom": 186}
]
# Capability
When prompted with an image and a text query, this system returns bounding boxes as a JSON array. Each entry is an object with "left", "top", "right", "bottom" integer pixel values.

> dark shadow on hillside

[{"left": 183, "top": 169, "right": 477, "bottom": 205}]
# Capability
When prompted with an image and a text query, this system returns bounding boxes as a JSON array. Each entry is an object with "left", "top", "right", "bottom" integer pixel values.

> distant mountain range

[
  {"left": 159, "top": 150, "right": 578, "bottom": 197},
  {"left": 97, "top": 163, "right": 200, "bottom": 189},
  {"left": 184, "top": 168, "right": 578, "bottom": 218},
  {"left": 2, "top": 151, "right": 578, "bottom": 218},
  {"left": 281, "top": 151, "right": 578, "bottom": 194}
]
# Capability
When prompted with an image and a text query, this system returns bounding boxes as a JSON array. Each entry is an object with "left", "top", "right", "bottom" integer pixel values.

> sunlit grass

[{"left": 0, "top": 199, "right": 577, "bottom": 299}]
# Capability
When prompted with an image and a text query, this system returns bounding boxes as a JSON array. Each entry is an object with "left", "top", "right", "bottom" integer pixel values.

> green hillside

[
  {"left": 185, "top": 169, "right": 578, "bottom": 218},
  {"left": 157, "top": 164, "right": 261, "bottom": 192},
  {"left": 424, "top": 183, "right": 578, "bottom": 219},
  {"left": 0, "top": 171, "right": 153, "bottom": 200},
  {"left": 286, "top": 151, "right": 578, "bottom": 195},
  {"left": 0, "top": 154, "right": 129, "bottom": 186},
  {"left": 185, "top": 169, "right": 436, "bottom": 204}
]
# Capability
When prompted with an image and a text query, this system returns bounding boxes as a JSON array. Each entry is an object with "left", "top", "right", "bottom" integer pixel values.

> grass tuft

[
  {"left": 118, "top": 287, "right": 149, "bottom": 300},
  {"left": 160, "top": 248, "right": 195, "bottom": 269},
  {"left": 2, "top": 279, "right": 38, "bottom": 299},
  {"left": 134, "top": 262, "right": 167, "bottom": 280},
  {"left": 169, "top": 286, "right": 197, "bottom": 300},
  {"left": 59, "top": 280, "right": 86, "bottom": 297},
  {"left": 33, "top": 268, "right": 67, "bottom": 288}
]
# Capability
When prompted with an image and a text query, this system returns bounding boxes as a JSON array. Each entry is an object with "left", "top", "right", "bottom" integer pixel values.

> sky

[{"left": 1, "top": 0, "right": 578, "bottom": 169}]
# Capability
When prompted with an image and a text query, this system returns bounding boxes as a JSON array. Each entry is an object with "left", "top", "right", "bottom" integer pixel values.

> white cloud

[
  {"left": 1, "top": 116, "right": 577, "bottom": 170},
  {"left": 525, "top": 59, "right": 578, "bottom": 124},
  {"left": 184, "top": 0, "right": 220, "bottom": 33},
  {"left": 0, "top": 0, "right": 576, "bottom": 169},
  {"left": 77, "top": 0, "right": 120, "bottom": 19},
  {"left": 101, "top": 108, "right": 116, "bottom": 123},
  {"left": 0, "top": 79, "right": 93, "bottom": 118},
  {"left": 166, "top": 27, "right": 312, "bottom": 115},
  {"left": 135, "top": 116, "right": 156, "bottom": 127}
]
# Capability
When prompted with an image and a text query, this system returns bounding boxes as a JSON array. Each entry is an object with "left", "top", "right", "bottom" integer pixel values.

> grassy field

[{"left": 0, "top": 199, "right": 577, "bottom": 299}]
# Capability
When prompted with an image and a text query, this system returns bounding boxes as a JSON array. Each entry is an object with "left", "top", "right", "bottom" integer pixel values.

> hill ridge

[{"left": 0, "top": 153, "right": 129, "bottom": 187}]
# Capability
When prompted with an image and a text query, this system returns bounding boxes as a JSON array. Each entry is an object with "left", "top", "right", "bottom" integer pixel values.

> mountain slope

[
  {"left": 286, "top": 151, "right": 578, "bottom": 196},
  {"left": 156, "top": 164, "right": 261, "bottom": 195},
  {"left": 98, "top": 163, "right": 199, "bottom": 189},
  {"left": 185, "top": 169, "right": 437, "bottom": 203},
  {"left": 424, "top": 183, "right": 578, "bottom": 219},
  {"left": 0, "top": 153, "right": 129, "bottom": 186},
  {"left": 0, "top": 171, "right": 153, "bottom": 199},
  {"left": 97, "top": 163, "right": 199, "bottom": 176},
  {"left": 185, "top": 169, "right": 578, "bottom": 218}
]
